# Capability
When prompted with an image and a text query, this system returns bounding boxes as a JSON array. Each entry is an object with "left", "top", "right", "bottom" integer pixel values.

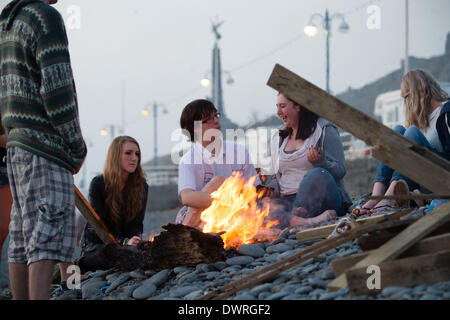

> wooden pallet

[{"left": 327, "top": 202, "right": 450, "bottom": 297}]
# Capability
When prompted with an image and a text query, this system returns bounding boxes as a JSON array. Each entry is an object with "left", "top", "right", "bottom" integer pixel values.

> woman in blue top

[{"left": 362, "top": 69, "right": 450, "bottom": 213}]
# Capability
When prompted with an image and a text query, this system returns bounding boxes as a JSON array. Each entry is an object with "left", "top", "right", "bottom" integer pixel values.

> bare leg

[
  {"left": 29, "top": 259, "right": 55, "bottom": 300},
  {"left": 8, "top": 262, "right": 29, "bottom": 300},
  {"left": 374, "top": 179, "right": 409, "bottom": 209},
  {"left": 59, "top": 262, "right": 71, "bottom": 282},
  {"left": 182, "top": 176, "right": 225, "bottom": 229}
]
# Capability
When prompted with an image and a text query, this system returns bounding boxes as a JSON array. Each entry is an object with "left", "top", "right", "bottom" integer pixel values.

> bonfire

[{"left": 200, "top": 172, "right": 280, "bottom": 249}]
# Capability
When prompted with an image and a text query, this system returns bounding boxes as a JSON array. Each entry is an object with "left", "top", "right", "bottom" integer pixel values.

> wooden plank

[
  {"left": 296, "top": 211, "right": 412, "bottom": 242},
  {"left": 327, "top": 201, "right": 450, "bottom": 291},
  {"left": 267, "top": 64, "right": 450, "bottom": 194},
  {"left": 332, "top": 232, "right": 450, "bottom": 277},
  {"left": 357, "top": 220, "right": 450, "bottom": 251},
  {"left": 74, "top": 186, "right": 118, "bottom": 245},
  {"left": 346, "top": 249, "right": 450, "bottom": 297}
]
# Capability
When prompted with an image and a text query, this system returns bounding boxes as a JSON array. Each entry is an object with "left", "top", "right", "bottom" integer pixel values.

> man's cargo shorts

[{"left": 7, "top": 147, "right": 76, "bottom": 265}]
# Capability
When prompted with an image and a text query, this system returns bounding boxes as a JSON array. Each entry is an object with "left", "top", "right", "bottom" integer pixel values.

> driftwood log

[{"left": 98, "top": 224, "right": 227, "bottom": 271}]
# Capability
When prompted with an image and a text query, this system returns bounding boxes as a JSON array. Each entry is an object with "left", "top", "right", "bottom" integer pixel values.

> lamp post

[
  {"left": 100, "top": 123, "right": 122, "bottom": 143},
  {"left": 142, "top": 101, "right": 168, "bottom": 166},
  {"left": 304, "top": 9, "right": 349, "bottom": 94}
]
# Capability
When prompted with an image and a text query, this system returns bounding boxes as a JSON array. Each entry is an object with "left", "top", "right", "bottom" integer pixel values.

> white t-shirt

[
  {"left": 178, "top": 138, "right": 260, "bottom": 196},
  {"left": 271, "top": 123, "right": 323, "bottom": 196},
  {"left": 423, "top": 105, "right": 443, "bottom": 152}
]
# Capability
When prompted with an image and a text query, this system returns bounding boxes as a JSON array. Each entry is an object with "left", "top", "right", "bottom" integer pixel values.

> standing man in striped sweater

[{"left": 0, "top": 0, "right": 86, "bottom": 299}]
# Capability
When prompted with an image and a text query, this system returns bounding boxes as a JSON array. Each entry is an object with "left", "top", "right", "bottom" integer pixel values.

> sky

[{"left": 1, "top": 0, "right": 449, "bottom": 190}]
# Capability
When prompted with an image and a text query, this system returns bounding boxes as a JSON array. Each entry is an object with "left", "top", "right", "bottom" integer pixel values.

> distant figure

[
  {"left": 361, "top": 69, "right": 450, "bottom": 213},
  {"left": 0, "top": 0, "right": 87, "bottom": 300},
  {"left": 175, "top": 99, "right": 261, "bottom": 229},
  {"left": 77, "top": 136, "right": 148, "bottom": 273},
  {"left": 263, "top": 93, "right": 352, "bottom": 229}
]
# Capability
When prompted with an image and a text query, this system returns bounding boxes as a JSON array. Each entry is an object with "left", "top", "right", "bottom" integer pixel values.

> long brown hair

[
  {"left": 401, "top": 69, "right": 449, "bottom": 130},
  {"left": 103, "top": 136, "right": 146, "bottom": 225},
  {"left": 278, "top": 93, "right": 319, "bottom": 141}
]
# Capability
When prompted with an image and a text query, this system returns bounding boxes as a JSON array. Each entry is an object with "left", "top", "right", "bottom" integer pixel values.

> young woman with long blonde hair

[
  {"left": 362, "top": 69, "right": 450, "bottom": 213},
  {"left": 78, "top": 136, "right": 148, "bottom": 272}
]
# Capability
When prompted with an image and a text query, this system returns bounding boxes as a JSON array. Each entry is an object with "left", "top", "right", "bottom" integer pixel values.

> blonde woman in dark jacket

[{"left": 362, "top": 69, "right": 450, "bottom": 213}]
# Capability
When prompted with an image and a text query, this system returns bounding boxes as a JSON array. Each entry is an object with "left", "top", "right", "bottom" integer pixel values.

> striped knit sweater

[{"left": 0, "top": 0, "right": 86, "bottom": 174}]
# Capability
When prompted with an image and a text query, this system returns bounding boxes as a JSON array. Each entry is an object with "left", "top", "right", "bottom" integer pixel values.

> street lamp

[
  {"left": 304, "top": 9, "right": 349, "bottom": 93},
  {"left": 100, "top": 123, "right": 122, "bottom": 142},
  {"left": 141, "top": 101, "right": 168, "bottom": 166}
]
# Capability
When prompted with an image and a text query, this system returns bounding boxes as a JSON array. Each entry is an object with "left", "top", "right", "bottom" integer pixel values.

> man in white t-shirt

[{"left": 175, "top": 99, "right": 260, "bottom": 229}]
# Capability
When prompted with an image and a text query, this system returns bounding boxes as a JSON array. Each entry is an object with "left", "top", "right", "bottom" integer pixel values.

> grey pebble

[
  {"left": 420, "top": 294, "right": 440, "bottom": 300},
  {"left": 114, "top": 284, "right": 140, "bottom": 300},
  {"left": 226, "top": 256, "right": 254, "bottom": 266},
  {"left": 310, "top": 288, "right": 326, "bottom": 296},
  {"left": 258, "top": 291, "right": 272, "bottom": 300},
  {"left": 170, "top": 286, "right": 200, "bottom": 298},
  {"left": 302, "top": 263, "right": 318, "bottom": 274},
  {"left": 277, "top": 250, "right": 298, "bottom": 261},
  {"left": 213, "top": 261, "right": 228, "bottom": 271},
  {"left": 174, "top": 266, "right": 192, "bottom": 274},
  {"left": 184, "top": 290, "right": 203, "bottom": 300},
  {"left": 146, "top": 269, "right": 170, "bottom": 287},
  {"left": 238, "top": 244, "right": 266, "bottom": 258},
  {"left": 320, "top": 291, "right": 345, "bottom": 300},
  {"left": 264, "top": 253, "right": 280, "bottom": 263},
  {"left": 250, "top": 283, "right": 273, "bottom": 295},
  {"left": 82, "top": 280, "right": 107, "bottom": 300},
  {"left": 308, "top": 278, "right": 327, "bottom": 289},
  {"left": 129, "top": 270, "right": 146, "bottom": 279},
  {"left": 294, "top": 286, "right": 312, "bottom": 295},
  {"left": 177, "top": 272, "right": 197, "bottom": 285},
  {"left": 381, "top": 286, "right": 411, "bottom": 296},
  {"left": 132, "top": 283, "right": 157, "bottom": 300},
  {"left": 233, "top": 294, "right": 257, "bottom": 300},
  {"left": 266, "top": 244, "right": 293, "bottom": 254},
  {"left": 265, "top": 291, "right": 290, "bottom": 300},
  {"left": 105, "top": 273, "right": 131, "bottom": 294}
]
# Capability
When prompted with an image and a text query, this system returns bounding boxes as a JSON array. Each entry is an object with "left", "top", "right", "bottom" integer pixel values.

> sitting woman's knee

[
  {"left": 393, "top": 125, "right": 406, "bottom": 135},
  {"left": 304, "top": 167, "right": 332, "bottom": 180},
  {"left": 403, "top": 125, "right": 423, "bottom": 142}
]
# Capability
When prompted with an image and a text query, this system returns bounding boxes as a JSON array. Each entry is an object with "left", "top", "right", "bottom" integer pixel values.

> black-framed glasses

[{"left": 202, "top": 112, "right": 221, "bottom": 124}]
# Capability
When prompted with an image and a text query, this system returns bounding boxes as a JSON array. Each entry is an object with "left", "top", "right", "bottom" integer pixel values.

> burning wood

[{"left": 200, "top": 172, "right": 280, "bottom": 248}]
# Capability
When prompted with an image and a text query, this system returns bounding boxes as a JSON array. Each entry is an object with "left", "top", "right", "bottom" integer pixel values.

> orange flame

[{"left": 201, "top": 172, "right": 279, "bottom": 249}]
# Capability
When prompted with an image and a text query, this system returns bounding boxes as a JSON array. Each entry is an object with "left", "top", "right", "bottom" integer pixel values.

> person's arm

[
  {"left": 309, "top": 126, "right": 346, "bottom": 181},
  {"left": 36, "top": 8, "right": 86, "bottom": 173},
  {"left": 180, "top": 188, "right": 213, "bottom": 208},
  {"left": 125, "top": 182, "right": 148, "bottom": 245}
]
